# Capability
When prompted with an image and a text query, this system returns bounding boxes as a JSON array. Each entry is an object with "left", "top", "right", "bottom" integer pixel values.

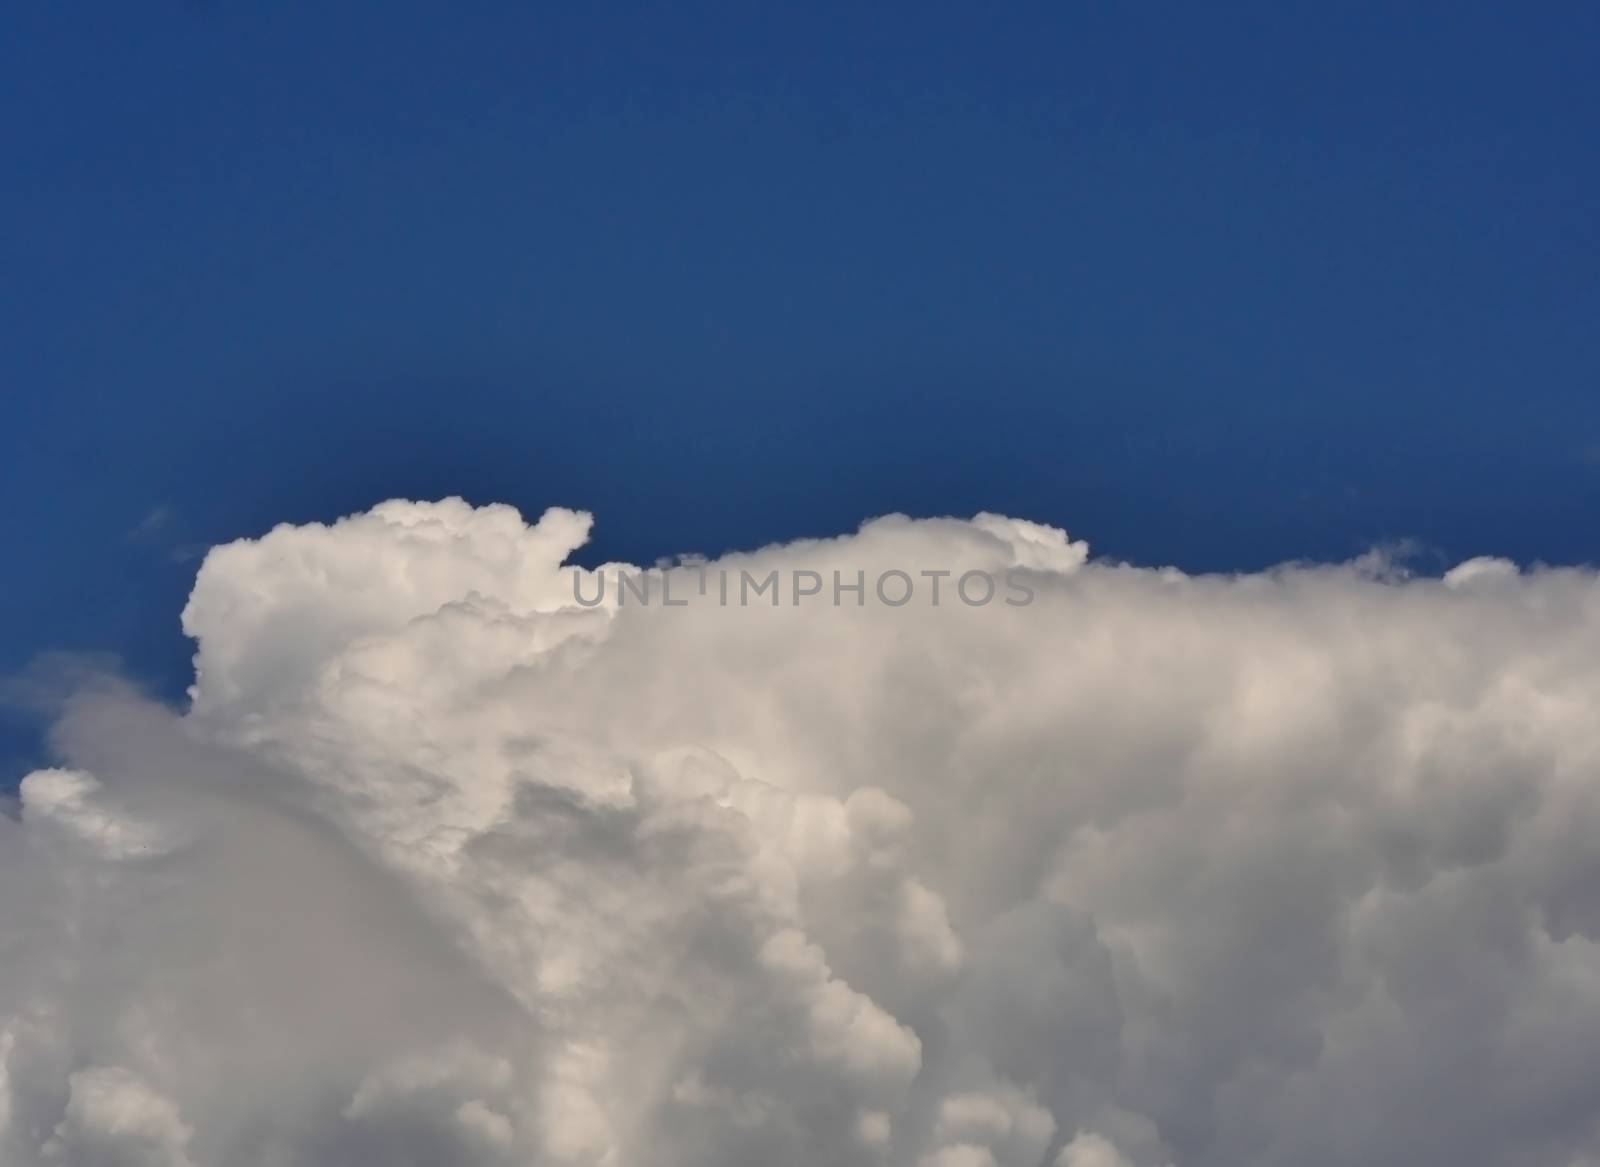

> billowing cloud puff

[{"left": 5, "top": 497, "right": 1600, "bottom": 1165}]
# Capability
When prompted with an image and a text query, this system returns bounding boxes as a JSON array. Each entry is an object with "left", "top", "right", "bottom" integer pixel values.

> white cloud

[
  {"left": 1056, "top": 1132, "right": 1132, "bottom": 1167},
  {"left": 42, "top": 1067, "right": 194, "bottom": 1167},
  {"left": 4, "top": 497, "right": 1600, "bottom": 1164}
]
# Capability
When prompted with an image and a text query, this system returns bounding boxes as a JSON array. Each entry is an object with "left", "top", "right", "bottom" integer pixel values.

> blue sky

[{"left": 3, "top": 1, "right": 1598, "bottom": 767}]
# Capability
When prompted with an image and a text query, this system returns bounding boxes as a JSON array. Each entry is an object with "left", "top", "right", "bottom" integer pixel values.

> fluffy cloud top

[{"left": 4, "top": 497, "right": 1600, "bottom": 1165}]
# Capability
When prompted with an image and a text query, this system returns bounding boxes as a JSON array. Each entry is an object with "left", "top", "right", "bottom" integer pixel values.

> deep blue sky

[{"left": 3, "top": 1, "right": 1598, "bottom": 767}]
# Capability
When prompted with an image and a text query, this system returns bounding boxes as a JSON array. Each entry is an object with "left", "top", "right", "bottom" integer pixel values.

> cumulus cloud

[
  {"left": 42, "top": 1067, "right": 194, "bottom": 1167},
  {"left": 1056, "top": 1132, "right": 1133, "bottom": 1167},
  {"left": 5, "top": 497, "right": 1600, "bottom": 1165}
]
